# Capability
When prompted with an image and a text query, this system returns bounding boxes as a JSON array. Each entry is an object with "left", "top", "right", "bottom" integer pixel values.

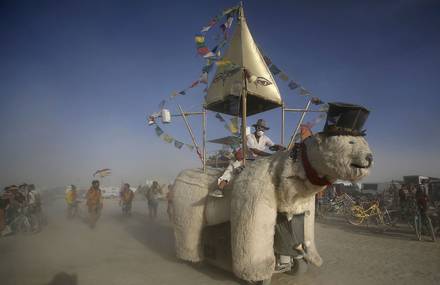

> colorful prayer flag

[
  {"left": 215, "top": 113, "right": 225, "bottom": 122},
  {"left": 155, "top": 126, "right": 164, "bottom": 136},
  {"left": 174, "top": 140, "right": 184, "bottom": 149},
  {"left": 194, "top": 35, "right": 205, "bottom": 44},
  {"left": 263, "top": 55, "right": 272, "bottom": 66},
  {"left": 93, "top": 168, "right": 111, "bottom": 178},
  {"left": 162, "top": 134, "right": 174, "bottom": 144},
  {"left": 185, "top": 144, "right": 194, "bottom": 151},
  {"left": 288, "top": 80, "right": 299, "bottom": 90},
  {"left": 197, "top": 46, "right": 210, "bottom": 56},
  {"left": 190, "top": 80, "right": 199, "bottom": 88},
  {"left": 216, "top": 59, "right": 232, "bottom": 66},
  {"left": 299, "top": 87, "right": 311, "bottom": 96},
  {"left": 199, "top": 72, "right": 208, "bottom": 84},
  {"left": 203, "top": 51, "right": 216, "bottom": 58},
  {"left": 179, "top": 90, "right": 186, "bottom": 95},
  {"left": 148, "top": 116, "right": 155, "bottom": 126},
  {"left": 201, "top": 18, "right": 217, "bottom": 33},
  {"left": 279, "top": 72, "right": 289, "bottom": 82},
  {"left": 228, "top": 117, "right": 239, "bottom": 134},
  {"left": 269, "top": 64, "right": 281, "bottom": 75}
]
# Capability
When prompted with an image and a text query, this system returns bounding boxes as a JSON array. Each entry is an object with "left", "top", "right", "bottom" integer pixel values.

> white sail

[{"left": 205, "top": 7, "right": 283, "bottom": 116}]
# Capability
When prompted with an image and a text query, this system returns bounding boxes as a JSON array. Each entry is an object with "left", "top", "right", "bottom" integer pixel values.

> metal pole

[
  {"left": 241, "top": 69, "right": 247, "bottom": 166},
  {"left": 177, "top": 104, "right": 203, "bottom": 165},
  {"left": 202, "top": 108, "right": 207, "bottom": 173},
  {"left": 283, "top": 109, "right": 326, "bottom": 113},
  {"left": 287, "top": 99, "right": 312, "bottom": 150},
  {"left": 281, "top": 103, "right": 285, "bottom": 146}
]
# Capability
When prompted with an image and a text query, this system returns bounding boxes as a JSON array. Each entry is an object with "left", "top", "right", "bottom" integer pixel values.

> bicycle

[
  {"left": 347, "top": 200, "right": 393, "bottom": 226},
  {"left": 318, "top": 194, "right": 355, "bottom": 218},
  {"left": 413, "top": 208, "right": 436, "bottom": 242},
  {"left": 8, "top": 206, "right": 33, "bottom": 234}
]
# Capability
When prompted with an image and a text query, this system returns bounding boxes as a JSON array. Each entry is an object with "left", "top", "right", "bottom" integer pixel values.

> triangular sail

[{"left": 205, "top": 7, "right": 283, "bottom": 116}]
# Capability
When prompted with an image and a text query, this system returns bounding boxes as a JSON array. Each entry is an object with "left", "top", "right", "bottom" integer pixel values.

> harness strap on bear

[{"left": 301, "top": 143, "right": 331, "bottom": 186}]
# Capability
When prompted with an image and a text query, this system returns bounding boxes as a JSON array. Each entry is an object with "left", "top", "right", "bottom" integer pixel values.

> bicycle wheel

[
  {"left": 414, "top": 214, "right": 422, "bottom": 241},
  {"left": 347, "top": 206, "right": 364, "bottom": 226}
]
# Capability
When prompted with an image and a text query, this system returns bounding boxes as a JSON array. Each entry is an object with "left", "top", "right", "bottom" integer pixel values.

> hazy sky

[{"left": 1, "top": 0, "right": 439, "bottom": 188}]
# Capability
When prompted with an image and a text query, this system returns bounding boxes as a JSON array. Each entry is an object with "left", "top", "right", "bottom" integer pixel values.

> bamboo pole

[
  {"left": 287, "top": 99, "right": 312, "bottom": 150},
  {"left": 177, "top": 104, "right": 203, "bottom": 165},
  {"left": 241, "top": 69, "right": 248, "bottom": 166},
  {"left": 281, "top": 103, "right": 285, "bottom": 146},
  {"left": 202, "top": 108, "right": 207, "bottom": 172}
]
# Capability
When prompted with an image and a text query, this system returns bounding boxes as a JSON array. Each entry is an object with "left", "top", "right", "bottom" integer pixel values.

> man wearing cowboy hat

[{"left": 247, "top": 119, "right": 284, "bottom": 158}]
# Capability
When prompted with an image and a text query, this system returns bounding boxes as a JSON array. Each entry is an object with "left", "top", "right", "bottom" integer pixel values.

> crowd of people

[
  {"left": 0, "top": 183, "right": 43, "bottom": 236},
  {"left": 63, "top": 180, "right": 172, "bottom": 229}
]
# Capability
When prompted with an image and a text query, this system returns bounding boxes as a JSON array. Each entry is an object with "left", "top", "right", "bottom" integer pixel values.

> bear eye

[{"left": 349, "top": 141, "right": 355, "bottom": 144}]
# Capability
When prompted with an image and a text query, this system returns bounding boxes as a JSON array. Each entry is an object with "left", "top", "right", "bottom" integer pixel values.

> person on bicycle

[
  {"left": 119, "top": 183, "right": 134, "bottom": 216},
  {"left": 86, "top": 180, "right": 103, "bottom": 228}
]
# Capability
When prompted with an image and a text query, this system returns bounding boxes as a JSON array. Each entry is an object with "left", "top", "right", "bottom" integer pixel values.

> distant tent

[{"left": 205, "top": 7, "right": 282, "bottom": 117}]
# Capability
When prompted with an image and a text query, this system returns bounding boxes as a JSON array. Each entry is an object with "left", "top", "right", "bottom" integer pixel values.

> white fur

[{"left": 172, "top": 134, "right": 372, "bottom": 281}]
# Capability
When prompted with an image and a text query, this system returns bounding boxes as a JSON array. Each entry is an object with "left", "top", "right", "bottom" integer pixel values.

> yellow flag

[{"left": 195, "top": 35, "right": 205, "bottom": 44}]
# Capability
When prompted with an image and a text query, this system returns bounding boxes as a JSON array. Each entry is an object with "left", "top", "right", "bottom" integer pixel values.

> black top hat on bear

[{"left": 322, "top": 102, "right": 370, "bottom": 136}]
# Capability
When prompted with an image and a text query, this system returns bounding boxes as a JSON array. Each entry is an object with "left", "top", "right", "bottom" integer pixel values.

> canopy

[
  {"left": 208, "top": 136, "right": 241, "bottom": 146},
  {"left": 205, "top": 7, "right": 283, "bottom": 117}
]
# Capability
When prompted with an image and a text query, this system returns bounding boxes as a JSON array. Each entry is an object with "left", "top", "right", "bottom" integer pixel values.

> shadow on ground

[
  {"left": 45, "top": 272, "right": 77, "bottom": 285},
  {"left": 115, "top": 210, "right": 243, "bottom": 283}
]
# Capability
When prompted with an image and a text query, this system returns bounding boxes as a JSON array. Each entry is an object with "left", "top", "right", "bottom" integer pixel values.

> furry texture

[
  {"left": 172, "top": 168, "right": 222, "bottom": 261},
  {"left": 172, "top": 134, "right": 372, "bottom": 281}
]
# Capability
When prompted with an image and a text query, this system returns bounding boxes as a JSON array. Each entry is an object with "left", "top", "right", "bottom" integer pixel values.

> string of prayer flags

[
  {"left": 259, "top": 50, "right": 315, "bottom": 97},
  {"left": 269, "top": 64, "right": 281, "bottom": 75},
  {"left": 178, "top": 90, "right": 186, "bottom": 95},
  {"left": 185, "top": 144, "right": 195, "bottom": 151},
  {"left": 288, "top": 80, "right": 299, "bottom": 90},
  {"left": 174, "top": 140, "right": 184, "bottom": 149}
]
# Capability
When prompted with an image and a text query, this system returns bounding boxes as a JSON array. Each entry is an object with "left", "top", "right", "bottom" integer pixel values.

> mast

[{"left": 239, "top": 3, "right": 247, "bottom": 166}]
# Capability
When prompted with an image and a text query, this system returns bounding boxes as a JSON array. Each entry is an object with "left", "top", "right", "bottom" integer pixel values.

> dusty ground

[{"left": 1, "top": 198, "right": 439, "bottom": 285}]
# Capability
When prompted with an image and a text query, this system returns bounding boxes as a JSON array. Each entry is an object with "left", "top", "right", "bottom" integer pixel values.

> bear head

[{"left": 304, "top": 133, "right": 373, "bottom": 182}]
